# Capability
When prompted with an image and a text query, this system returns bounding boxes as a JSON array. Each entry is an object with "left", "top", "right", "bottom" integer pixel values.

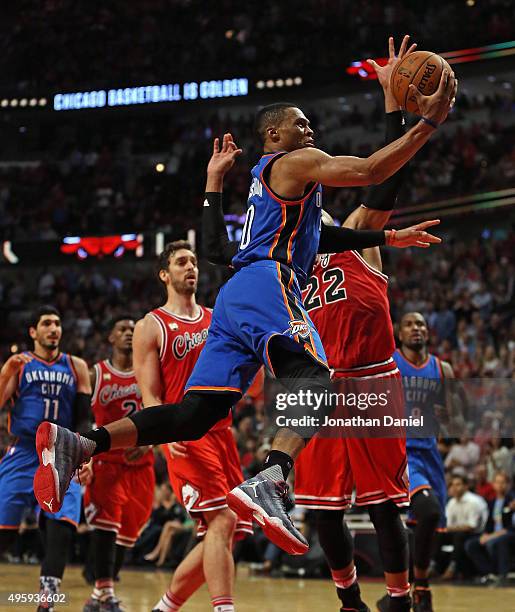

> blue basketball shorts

[
  {"left": 186, "top": 260, "right": 328, "bottom": 397},
  {"left": 0, "top": 438, "right": 81, "bottom": 529},
  {"left": 407, "top": 443, "right": 447, "bottom": 528}
]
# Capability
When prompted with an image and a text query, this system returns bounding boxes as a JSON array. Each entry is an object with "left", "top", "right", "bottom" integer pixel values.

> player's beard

[
  {"left": 171, "top": 278, "right": 197, "bottom": 295},
  {"left": 40, "top": 338, "right": 59, "bottom": 350},
  {"left": 406, "top": 338, "right": 426, "bottom": 351}
]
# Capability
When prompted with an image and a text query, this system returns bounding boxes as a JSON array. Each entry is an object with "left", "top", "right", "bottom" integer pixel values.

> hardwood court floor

[{"left": 0, "top": 564, "right": 513, "bottom": 611}]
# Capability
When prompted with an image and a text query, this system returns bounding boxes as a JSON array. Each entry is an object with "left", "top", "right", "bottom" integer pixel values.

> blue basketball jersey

[
  {"left": 231, "top": 152, "right": 323, "bottom": 288},
  {"left": 394, "top": 350, "right": 444, "bottom": 450},
  {"left": 10, "top": 352, "right": 78, "bottom": 439}
]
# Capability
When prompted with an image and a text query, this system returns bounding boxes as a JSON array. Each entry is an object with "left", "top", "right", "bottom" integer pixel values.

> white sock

[
  {"left": 212, "top": 595, "right": 235, "bottom": 611},
  {"left": 152, "top": 590, "right": 184, "bottom": 611}
]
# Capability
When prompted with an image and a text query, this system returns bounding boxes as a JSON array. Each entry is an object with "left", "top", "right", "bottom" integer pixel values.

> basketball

[{"left": 390, "top": 50, "right": 452, "bottom": 114}]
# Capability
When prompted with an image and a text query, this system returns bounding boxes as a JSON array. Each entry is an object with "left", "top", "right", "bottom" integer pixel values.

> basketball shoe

[
  {"left": 83, "top": 598, "right": 101, "bottom": 612},
  {"left": 83, "top": 597, "right": 124, "bottom": 612},
  {"left": 226, "top": 465, "right": 309, "bottom": 555},
  {"left": 33, "top": 422, "right": 93, "bottom": 513},
  {"left": 338, "top": 583, "right": 370, "bottom": 611},
  {"left": 412, "top": 588, "right": 433, "bottom": 612},
  {"left": 376, "top": 594, "right": 411, "bottom": 611}
]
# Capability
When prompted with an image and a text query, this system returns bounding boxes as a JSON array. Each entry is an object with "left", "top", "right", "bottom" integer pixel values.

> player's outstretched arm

[
  {"left": 203, "top": 133, "right": 241, "bottom": 266},
  {"left": 0, "top": 353, "right": 32, "bottom": 407},
  {"left": 318, "top": 219, "right": 442, "bottom": 253},
  {"left": 281, "top": 70, "right": 456, "bottom": 188}
]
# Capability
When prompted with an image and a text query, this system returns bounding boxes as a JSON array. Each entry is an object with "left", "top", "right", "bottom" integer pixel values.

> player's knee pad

[
  {"left": 315, "top": 510, "right": 354, "bottom": 569},
  {"left": 368, "top": 501, "right": 408, "bottom": 574},
  {"left": 411, "top": 489, "right": 441, "bottom": 529},
  {"left": 130, "top": 392, "right": 233, "bottom": 445},
  {"left": 410, "top": 489, "right": 441, "bottom": 571}
]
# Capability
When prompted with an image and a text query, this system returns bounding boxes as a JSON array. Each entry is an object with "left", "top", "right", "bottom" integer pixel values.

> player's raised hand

[
  {"left": 0, "top": 352, "right": 33, "bottom": 378},
  {"left": 410, "top": 69, "right": 458, "bottom": 125},
  {"left": 207, "top": 132, "right": 243, "bottom": 177},
  {"left": 367, "top": 35, "right": 417, "bottom": 92},
  {"left": 386, "top": 219, "right": 442, "bottom": 248}
]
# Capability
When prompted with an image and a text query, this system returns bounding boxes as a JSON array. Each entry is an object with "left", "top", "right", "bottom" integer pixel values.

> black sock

[
  {"left": 114, "top": 545, "right": 126, "bottom": 579},
  {"left": 337, "top": 583, "right": 365, "bottom": 608},
  {"left": 82, "top": 427, "right": 111, "bottom": 455},
  {"left": 264, "top": 450, "right": 293, "bottom": 480},
  {"left": 414, "top": 577, "right": 429, "bottom": 589}
]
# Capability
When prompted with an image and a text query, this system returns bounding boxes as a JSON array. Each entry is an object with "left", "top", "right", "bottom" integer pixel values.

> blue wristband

[{"left": 420, "top": 116, "right": 439, "bottom": 129}]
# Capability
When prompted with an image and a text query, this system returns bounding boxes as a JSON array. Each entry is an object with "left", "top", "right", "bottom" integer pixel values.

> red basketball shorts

[
  {"left": 84, "top": 460, "right": 155, "bottom": 547},
  {"left": 164, "top": 427, "right": 253, "bottom": 540},
  {"left": 295, "top": 372, "right": 409, "bottom": 510}
]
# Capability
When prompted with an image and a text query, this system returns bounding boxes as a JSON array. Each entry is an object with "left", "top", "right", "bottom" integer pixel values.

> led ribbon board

[
  {"left": 60, "top": 234, "right": 144, "bottom": 259},
  {"left": 346, "top": 40, "right": 515, "bottom": 80},
  {"left": 53, "top": 78, "right": 249, "bottom": 111}
]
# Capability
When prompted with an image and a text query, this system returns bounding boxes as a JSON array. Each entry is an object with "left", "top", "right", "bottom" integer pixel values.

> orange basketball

[{"left": 390, "top": 50, "right": 451, "bottom": 115}]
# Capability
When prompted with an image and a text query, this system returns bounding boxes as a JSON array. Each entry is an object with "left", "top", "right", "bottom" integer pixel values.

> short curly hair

[{"left": 156, "top": 240, "right": 195, "bottom": 286}]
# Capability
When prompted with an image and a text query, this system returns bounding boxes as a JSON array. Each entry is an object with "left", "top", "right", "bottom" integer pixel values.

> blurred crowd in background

[
  {"left": 0, "top": 88, "right": 514, "bottom": 241},
  {"left": 0, "top": 0, "right": 513, "bottom": 92}
]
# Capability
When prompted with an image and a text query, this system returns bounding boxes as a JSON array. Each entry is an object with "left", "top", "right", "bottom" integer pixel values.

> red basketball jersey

[
  {"left": 149, "top": 305, "right": 232, "bottom": 431},
  {"left": 303, "top": 251, "right": 397, "bottom": 376},
  {"left": 91, "top": 359, "right": 153, "bottom": 465}
]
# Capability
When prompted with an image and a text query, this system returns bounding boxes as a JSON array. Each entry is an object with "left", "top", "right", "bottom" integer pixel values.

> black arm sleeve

[
  {"left": 364, "top": 110, "right": 406, "bottom": 211},
  {"left": 202, "top": 192, "right": 239, "bottom": 266},
  {"left": 73, "top": 392, "right": 92, "bottom": 434},
  {"left": 318, "top": 225, "right": 385, "bottom": 253}
]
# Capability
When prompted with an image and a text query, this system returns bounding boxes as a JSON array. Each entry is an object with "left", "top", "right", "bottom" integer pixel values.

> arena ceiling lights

[
  {"left": 255, "top": 77, "right": 303, "bottom": 89},
  {"left": 0, "top": 97, "right": 47, "bottom": 108}
]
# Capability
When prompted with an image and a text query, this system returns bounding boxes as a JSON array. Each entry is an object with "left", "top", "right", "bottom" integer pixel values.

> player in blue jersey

[
  {"left": 384, "top": 312, "right": 458, "bottom": 612},
  {"left": 0, "top": 306, "right": 91, "bottom": 612},
  {"left": 35, "top": 68, "right": 457, "bottom": 568}
]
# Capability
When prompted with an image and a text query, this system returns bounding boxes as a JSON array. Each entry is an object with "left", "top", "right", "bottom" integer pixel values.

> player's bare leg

[
  {"left": 153, "top": 510, "right": 236, "bottom": 612},
  {"left": 270, "top": 428, "right": 305, "bottom": 459},
  {"left": 203, "top": 509, "right": 237, "bottom": 611},
  {"left": 100, "top": 418, "right": 138, "bottom": 447},
  {"left": 152, "top": 543, "right": 206, "bottom": 612}
]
